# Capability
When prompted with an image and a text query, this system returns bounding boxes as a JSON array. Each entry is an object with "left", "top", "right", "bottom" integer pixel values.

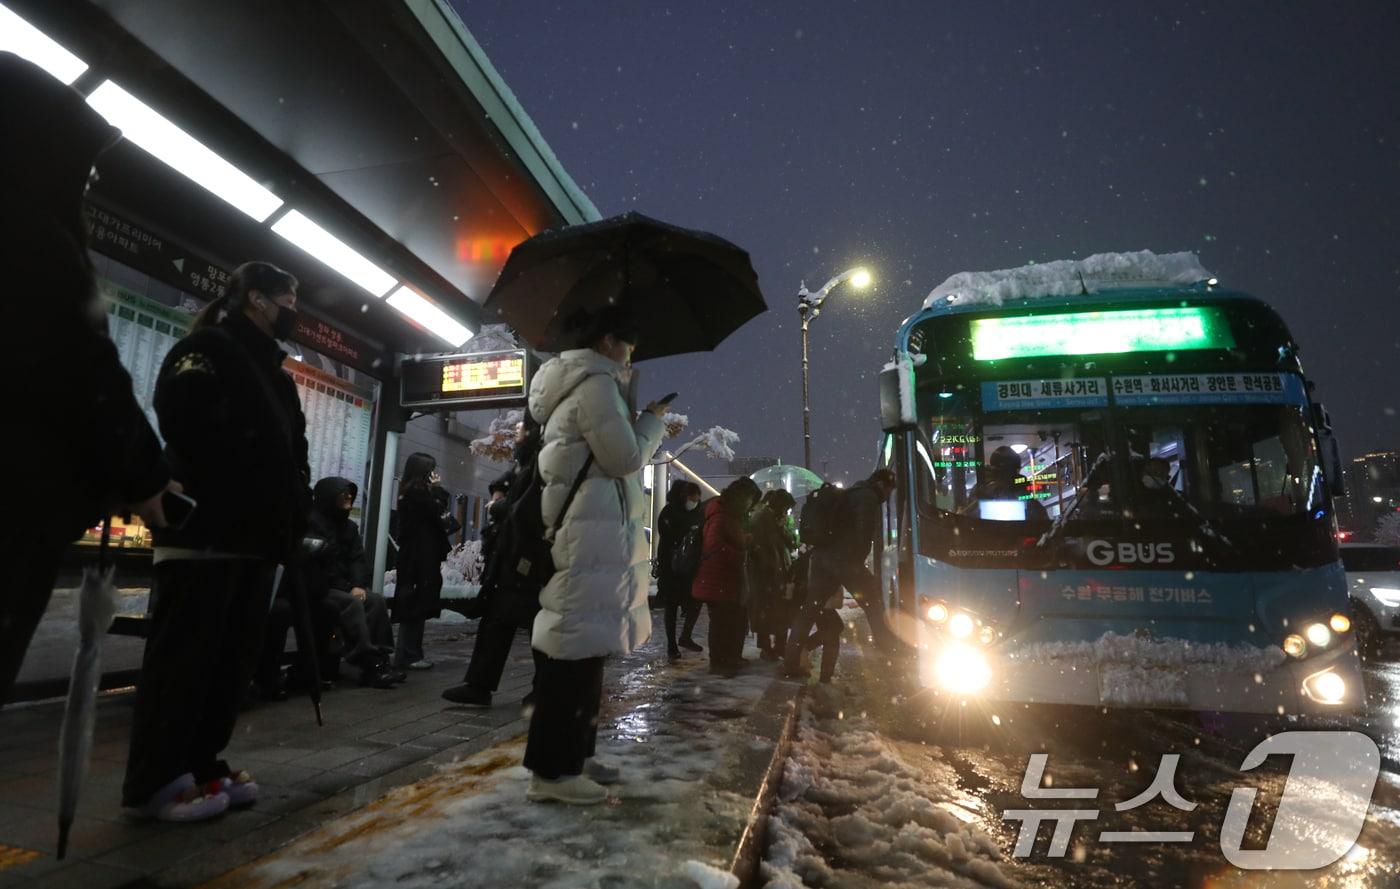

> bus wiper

[{"left": 1036, "top": 450, "right": 1112, "bottom": 549}]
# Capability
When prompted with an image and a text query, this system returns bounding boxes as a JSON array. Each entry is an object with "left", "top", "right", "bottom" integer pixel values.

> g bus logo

[{"left": 1085, "top": 540, "right": 1175, "bottom": 566}]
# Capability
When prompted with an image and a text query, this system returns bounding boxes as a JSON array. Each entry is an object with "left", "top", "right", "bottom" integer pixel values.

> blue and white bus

[{"left": 876, "top": 254, "right": 1361, "bottom": 715}]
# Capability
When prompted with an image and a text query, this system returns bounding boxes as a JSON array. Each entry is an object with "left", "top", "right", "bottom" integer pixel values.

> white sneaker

[
  {"left": 526, "top": 773, "right": 609, "bottom": 805},
  {"left": 123, "top": 773, "right": 230, "bottom": 823},
  {"left": 584, "top": 759, "right": 621, "bottom": 785}
]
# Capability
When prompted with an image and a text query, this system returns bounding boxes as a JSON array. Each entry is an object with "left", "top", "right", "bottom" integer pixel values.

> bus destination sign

[{"left": 401, "top": 348, "right": 533, "bottom": 410}]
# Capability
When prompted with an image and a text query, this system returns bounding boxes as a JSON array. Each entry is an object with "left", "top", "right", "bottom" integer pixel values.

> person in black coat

[
  {"left": 442, "top": 417, "right": 547, "bottom": 707},
  {"left": 392, "top": 453, "right": 452, "bottom": 671},
  {"left": 0, "top": 52, "right": 175, "bottom": 707},
  {"left": 655, "top": 480, "right": 704, "bottom": 659},
  {"left": 748, "top": 490, "right": 796, "bottom": 660},
  {"left": 121, "top": 260, "right": 311, "bottom": 822},
  {"left": 303, "top": 477, "right": 396, "bottom": 687}
]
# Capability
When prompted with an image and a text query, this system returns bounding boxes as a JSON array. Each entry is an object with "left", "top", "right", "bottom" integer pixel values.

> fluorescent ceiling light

[
  {"left": 386, "top": 286, "right": 475, "bottom": 347},
  {"left": 0, "top": 4, "right": 88, "bottom": 84},
  {"left": 272, "top": 210, "right": 397, "bottom": 298},
  {"left": 85, "top": 80, "right": 282, "bottom": 221}
]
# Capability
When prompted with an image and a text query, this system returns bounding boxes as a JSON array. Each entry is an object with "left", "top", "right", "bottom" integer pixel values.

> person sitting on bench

[{"left": 303, "top": 477, "right": 398, "bottom": 688}]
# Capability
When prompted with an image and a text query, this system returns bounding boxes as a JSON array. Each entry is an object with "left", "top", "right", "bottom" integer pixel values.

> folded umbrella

[
  {"left": 56, "top": 520, "right": 120, "bottom": 859},
  {"left": 483, "top": 212, "right": 767, "bottom": 362}
]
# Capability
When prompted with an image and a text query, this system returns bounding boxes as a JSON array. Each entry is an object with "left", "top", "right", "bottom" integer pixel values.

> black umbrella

[{"left": 483, "top": 212, "right": 767, "bottom": 362}]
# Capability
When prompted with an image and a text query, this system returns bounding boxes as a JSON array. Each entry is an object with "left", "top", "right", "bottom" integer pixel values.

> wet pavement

[{"left": 766, "top": 614, "right": 1400, "bottom": 888}]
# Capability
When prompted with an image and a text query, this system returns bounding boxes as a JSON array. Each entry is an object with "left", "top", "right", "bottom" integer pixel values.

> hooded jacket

[
  {"left": 304, "top": 477, "right": 370, "bottom": 595},
  {"left": 1, "top": 52, "right": 168, "bottom": 540},
  {"left": 528, "top": 349, "right": 664, "bottom": 659}
]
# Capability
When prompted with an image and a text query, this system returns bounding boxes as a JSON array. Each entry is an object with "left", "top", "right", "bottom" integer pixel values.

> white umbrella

[
  {"left": 749, "top": 463, "right": 826, "bottom": 499},
  {"left": 56, "top": 521, "right": 119, "bottom": 859}
]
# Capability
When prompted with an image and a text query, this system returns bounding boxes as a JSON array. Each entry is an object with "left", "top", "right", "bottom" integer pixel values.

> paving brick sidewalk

[
  {"left": 0, "top": 618, "right": 542, "bottom": 888},
  {"left": 0, "top": 609, "right": 802, "bottom": 889}
]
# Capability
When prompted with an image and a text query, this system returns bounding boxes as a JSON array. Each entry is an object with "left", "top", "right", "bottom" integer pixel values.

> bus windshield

[{"left": 915, "top": 382, "right": 1323, "bottom": 526}]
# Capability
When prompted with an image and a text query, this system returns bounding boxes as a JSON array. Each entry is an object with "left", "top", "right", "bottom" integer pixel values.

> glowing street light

[{"left": 798, "top": 266, "right": 872, "bottom": 470}]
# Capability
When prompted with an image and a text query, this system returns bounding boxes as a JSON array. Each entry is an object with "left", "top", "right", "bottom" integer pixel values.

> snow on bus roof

[{"left": 923, "top": 250, "right": 1214, "bottom": 309}]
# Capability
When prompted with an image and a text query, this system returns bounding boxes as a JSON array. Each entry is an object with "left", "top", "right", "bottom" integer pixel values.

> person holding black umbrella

[
  {"left": 121, "top": 260, "right": 311, "bottom": 822},
  {"left": 523, "top": 307, "right": 667, "bottom": 805}
]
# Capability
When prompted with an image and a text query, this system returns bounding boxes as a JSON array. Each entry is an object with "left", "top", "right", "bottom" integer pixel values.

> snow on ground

[
  {"left": 923, "top": 250, "right": 1213, "bottom": 309},
  {"left": 762, "top": 685, "right": 1018, "bottom": 889},
  {"left": 228, "top": 656, "right": 779, "bottom": 889}
]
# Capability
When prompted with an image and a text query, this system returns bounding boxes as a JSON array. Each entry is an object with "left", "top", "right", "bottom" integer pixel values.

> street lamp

[{"left": 798, "top": 266, "right": 872, "bottom": 470}]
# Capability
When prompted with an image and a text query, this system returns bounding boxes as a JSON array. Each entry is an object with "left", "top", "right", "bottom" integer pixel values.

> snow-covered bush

[
  {"left": 469, "top": 409, "right": 524, "bottom": 463},
  {"left": 445, "top": 539, "right": 486, "bottom": 585}
]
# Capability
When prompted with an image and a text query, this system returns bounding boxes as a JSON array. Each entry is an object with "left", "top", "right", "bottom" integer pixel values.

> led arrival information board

[{"left": 401, "top": 349, "right": 533, "bottom": 410}]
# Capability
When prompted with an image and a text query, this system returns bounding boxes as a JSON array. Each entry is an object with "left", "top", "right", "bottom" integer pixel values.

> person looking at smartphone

[{"left": 121, "top": 260, "right": 311, "bottom": 823}]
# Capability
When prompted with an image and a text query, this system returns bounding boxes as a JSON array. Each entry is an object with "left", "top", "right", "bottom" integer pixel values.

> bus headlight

[
  {"left": 1283, "top": 634, "right": 1307, "bottom": 658},
  {"left": 1305, "top": 623, "right": 1332, "bottom": 648},
  {"left": 934, "top": 644, "right": 992, "bottom": 694},
  {"left": 1371, "top": 588, "right": 1400, "bottom": 608},
  {"left": 927, "top": 602, "right": 949, "bottom": 623},
  {"left": 1302, "top": 669, "right": 1347, "bottom": 705},
  {"left": 1329, "top": 613, "right": 1351, "bottom": 634},
  {"left": 948, "top": 612, "right": 975, "bottom": 639}
]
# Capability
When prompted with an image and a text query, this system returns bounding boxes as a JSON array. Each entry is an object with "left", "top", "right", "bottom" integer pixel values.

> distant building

[
  {"left": 729, "top": 456, "right": 779, "bottom": 477},
  {"left": 1337, "top": 451, "right": 1400, "bottom": 540}
]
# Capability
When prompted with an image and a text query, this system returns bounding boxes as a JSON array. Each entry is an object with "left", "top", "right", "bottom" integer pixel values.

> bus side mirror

[
  {"left": 879, "top": 365, "right": 913, "bottom": 432},
  {"left": 1312, "top": 402, "right": 1346, "bottom": 496}
]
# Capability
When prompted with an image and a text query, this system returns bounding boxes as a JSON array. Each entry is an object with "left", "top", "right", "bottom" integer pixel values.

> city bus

[{"left": 876, "top": 254, "right": 1360, "bottom": 715}]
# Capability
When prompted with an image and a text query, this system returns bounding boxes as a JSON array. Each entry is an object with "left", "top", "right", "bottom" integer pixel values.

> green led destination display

[{"left": 971, "top": 306, "right": 1235, "bottom": 361}]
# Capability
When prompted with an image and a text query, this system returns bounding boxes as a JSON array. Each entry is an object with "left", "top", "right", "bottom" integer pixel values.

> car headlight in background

[
  {"left": 1305, "top": 623, "right": 1332, "bottom": 648},
  {"left": 934, "top": 644, "right": 992, "bottom": 694},
  {"left": 1329, "top": 613, "right": 1351, "bottom": 634},
  {"left": 1371, "top": 587, "right": 1400, "bottom": 608},
  {"left": 1283, "top": 634, "right": 1307, "bottom": 658},
  {"left": 1302, "top": 668, "right": 1348, "bottom": 705}
]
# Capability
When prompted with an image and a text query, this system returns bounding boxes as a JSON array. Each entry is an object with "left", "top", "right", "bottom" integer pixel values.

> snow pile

[
  {"left": 469, "top": 409, "right": 524, "bottom": 463},
  {"left": 763, "top": 692, "right": 1018, "bottom": 888},
  {"left": 1009, "top": 632, "right": 1286, "bottom": 673},
  {"left": 924, "top": 250, "right": 1213, "bottom": 309},
  {"left": 682, "top": 860, "right": 741, "bottom": 889},
  {"left": 235, "top": 655, "right": 778, "bottom": 889},
  {"left": 382, "top": 554, "right": 483, "bottom": 601}
]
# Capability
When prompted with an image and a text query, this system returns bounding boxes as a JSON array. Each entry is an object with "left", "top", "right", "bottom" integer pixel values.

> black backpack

[
  {"left": 488, "top": 379, "right": 598, "bottom": 595},
  {"left": 799, "top": 484, "right": 846, "bottom": 549},
  {"left": 669, "top": 512, "right": 707, "bottom": 576}
]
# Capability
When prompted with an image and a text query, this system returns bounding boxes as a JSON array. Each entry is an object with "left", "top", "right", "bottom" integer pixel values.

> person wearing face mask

[
  {"left": 522, "top": 306, "right": 667, "bottom": 805},
  {"left": 392, "top": 453, "right": 453, "bottom": 672},
  {"left": 654, "top": 480, "right": 704, "bottom": 659},
  {"left": 121, "top": 260, "right": 312, "bottom": 822}
]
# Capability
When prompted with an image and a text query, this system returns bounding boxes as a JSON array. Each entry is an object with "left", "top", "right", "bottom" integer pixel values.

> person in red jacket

[{"left": 691, "top": 478, "right": 761, "bottom": 674}]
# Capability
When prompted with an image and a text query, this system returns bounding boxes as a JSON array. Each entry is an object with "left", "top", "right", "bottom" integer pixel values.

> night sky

[{"left": 461, "top": 1, "right": 1400, "bottom": 483}]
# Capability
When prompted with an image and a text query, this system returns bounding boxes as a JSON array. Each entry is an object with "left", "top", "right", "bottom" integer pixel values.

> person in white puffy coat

[{"left": 522, "top": 308, "right": 668, "bottom": 804}]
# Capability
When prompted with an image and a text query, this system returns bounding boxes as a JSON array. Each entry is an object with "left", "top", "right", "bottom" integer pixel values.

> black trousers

[
  {"left": 326, "top": 589, "right": 393, "bottom": 663},
  {"left": 523, "top": 653, "right": 604, "bottom": 779},
  {"left": 663, "top": 601, "right": 701, "bottom": 652},
  {"left": 463, "top": 601, "right": 544, "bottom": 695},
  {"left": 0, "top": 530, "right": 68, "bottom": 707},
  {"left": 706, "top": 600, "right": 747, "bottom": 667},
  {"left": 805, "top": 551, "right": 898, "bottom": 650},
  {"left": 122, "top": 558, "right": 275, "bottom": 805}
]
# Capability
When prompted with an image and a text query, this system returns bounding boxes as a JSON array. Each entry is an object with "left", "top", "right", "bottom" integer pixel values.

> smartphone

[
  {"left": 161, "top": 490, "right": 198, "bottom": 531},
  {"left": 658, "top": 391, "right": 679, "bottom": 405}
]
